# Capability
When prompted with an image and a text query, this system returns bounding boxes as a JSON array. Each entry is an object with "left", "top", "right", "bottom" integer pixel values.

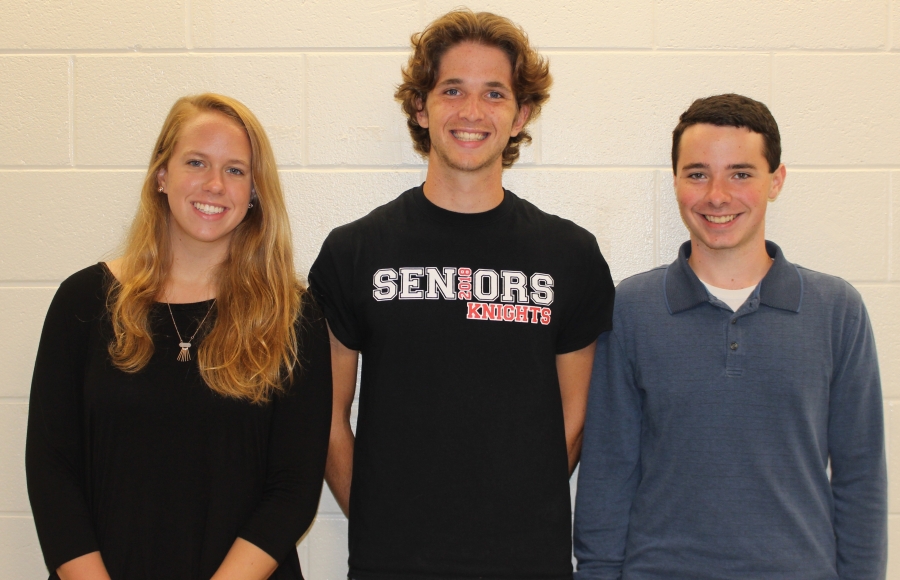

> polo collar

[{"left": 664, "top": 241, "right": 802, "bottom": 315}]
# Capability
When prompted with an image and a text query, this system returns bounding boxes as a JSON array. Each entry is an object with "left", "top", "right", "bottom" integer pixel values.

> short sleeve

[
  {"left": 308, "top": 229, "right": 364, "bottom": 351},
  {"left": 555, "top": 234, "right": 615, "bottom": 354}
]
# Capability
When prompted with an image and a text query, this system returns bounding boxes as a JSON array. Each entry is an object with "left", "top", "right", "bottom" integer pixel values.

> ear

[
  {"left": 415, "top": 96, "right": 429, "bottom": 129},
  {"left": 768, "top": 163, "right": 786, "bottom": 201},
  {"left": 156, "top": 166, "right": 168, "bottom": 193},
  {"left": 510, "top": 104, "right": 532, "bottom": 137}
]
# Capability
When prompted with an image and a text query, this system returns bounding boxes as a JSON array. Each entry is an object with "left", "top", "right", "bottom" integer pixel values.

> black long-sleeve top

[{"left": 25, "top": 264, "right": 332, "bottom": 580}]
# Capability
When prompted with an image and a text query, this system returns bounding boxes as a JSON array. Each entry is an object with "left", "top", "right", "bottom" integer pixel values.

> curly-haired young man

[{"left": 309, "top": 9, "right": 615, "bottom": 580}]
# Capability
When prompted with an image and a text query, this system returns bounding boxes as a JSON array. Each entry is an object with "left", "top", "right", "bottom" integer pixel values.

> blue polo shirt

[{"left": 574, "top": 241, "right": 886, "bottom": 580}]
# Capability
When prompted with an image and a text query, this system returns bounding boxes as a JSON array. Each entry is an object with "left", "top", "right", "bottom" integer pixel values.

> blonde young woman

[{"left": 25, "top": 94, "right": 332, "bottom": 580}]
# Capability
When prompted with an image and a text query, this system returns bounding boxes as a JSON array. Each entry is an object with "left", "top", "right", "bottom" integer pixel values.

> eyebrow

[
  {"left": 436, "top": 78, "right": 512, "bottom": 91},
  {"left": 680, "top": 162, "right": 759, "bottom": 171},
  {"left": 182, "top": 150, "right": 250, "bottom": 166}
]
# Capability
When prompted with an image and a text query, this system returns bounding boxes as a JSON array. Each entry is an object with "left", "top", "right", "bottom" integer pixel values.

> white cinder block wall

[{"left": 1, "top": 1, "right": 898, "bottom": 577}]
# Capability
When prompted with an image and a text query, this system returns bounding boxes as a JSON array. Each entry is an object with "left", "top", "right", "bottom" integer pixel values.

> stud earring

[
  {"left": 248, "top": 201, "right": 254, "bottom": 209},
  {"left": 158, "top": 185, "right": 164, "bottom": 193}
]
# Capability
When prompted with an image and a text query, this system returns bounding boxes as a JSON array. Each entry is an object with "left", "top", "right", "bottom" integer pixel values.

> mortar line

[
  {"left": 68, "top": 55, "right": 75, "bottom": 167},
  {"left": 302, "top": 53, "right": 309, "bottom": 167},
  {"left": 653, "top": 169, "right": 661, "bottom": 266},
  {"left": 889, "top": 172, "right": 894, "bottom": 280}
]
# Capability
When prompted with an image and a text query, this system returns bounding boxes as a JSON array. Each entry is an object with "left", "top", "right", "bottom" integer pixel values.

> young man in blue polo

[{"left": 574, "top": 93, "right": 886, "bottom": 580}]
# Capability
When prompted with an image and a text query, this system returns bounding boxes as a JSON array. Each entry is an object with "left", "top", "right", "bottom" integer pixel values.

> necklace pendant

[{"left": 177, "top": 342, "right": 192, "bottom": 362}]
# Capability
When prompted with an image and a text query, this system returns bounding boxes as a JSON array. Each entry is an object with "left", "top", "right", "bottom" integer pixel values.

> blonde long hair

[{"left": 108, "top": 93, "right": 302, "bottom": 404}]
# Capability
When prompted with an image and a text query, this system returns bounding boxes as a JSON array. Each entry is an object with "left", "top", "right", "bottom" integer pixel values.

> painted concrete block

[
  {"left": 306, "top": 54, "right": 411, "bottom": 166},
  {"left": 541, "top": 53, "right": 770, "bottom": 166},
  {"left": 658, "top": 174, "right": 689, "bottom": 266},
  {"left": 0, "top": 171, "right": 142, "bottom": 281},
  {"left": 192, "top": 0, "right": 420, "bottom": 48},
  {"left": 74, "top": 55, "right": 304, "bottom": 166},
  {"left": 0, "top": 288, "right": 56, "bottom": 398},
  {"left": 304, "top": 516, "right": 349, "bottom": 579},
  {"left": 893, "top": 0, "right": 900, "bottom": 51},
  {"left": 0, "top": 57, "right": 70, "bottom": 166},
  {"left": 857, "top": 286, "right": 900, "bottom": 400},
  {"left": 0, "top": 516, "right": 46, "bottom": 579},
  {"left": 658, "top": 0, "right": 887, "bottom": 49},
  {"left": 502, "top": 169, "right": 657, "bottom": 281},
  {"left": 766, "top": 171, "right": 889, "bottom": 282},
  {"left": 773, "top": 55, "right": 900, "bottom": 166},
  {"left": 0, "top": 0, "right": 185, "bottom": 50},
  {"left": 0, "top": 403, "right": 29, "bottom": 512},
  {"left": 890, "top": 514, "right": 900, "bottom": 578},
  {"left": 424, "top": 0, "right": 653, "bottom": 48},
  {"left": 283, "top": 170, "right": 423, "bottom": 274},
  {"left": 886, "top": 400, "right": 900, "bottom": 514},
  {"left": 893, "top": 173, "right": 900, "bottom": 281}
]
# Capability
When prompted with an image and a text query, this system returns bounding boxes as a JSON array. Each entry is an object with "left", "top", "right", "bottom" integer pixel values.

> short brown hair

[
  {"left": 395, "top": 9, "right": 551, "bottom": 168},
  {"left": 672, "top": 93, "right": 782, "bottom": 173}
]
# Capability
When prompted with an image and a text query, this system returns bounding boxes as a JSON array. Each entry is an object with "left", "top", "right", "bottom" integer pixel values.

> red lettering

[
  {"left": 484, "top": 303, "right": 501, "bottom": 320},
  {"left": 457, "top": 267, "right": 472, "bottom": 300},
  {"left": 527, "top": 306, "right": 541, "bottom": 323},
  {"left": 502, "top": 305, "right": 515, "bottom": 321},
  {"left": 466, "top": 301, "right": 483, "bottom": 319},
  {"left": 540, "top": 307, "right": 551, "bottom": 325},
  {"left": 515, "top": 305, "right": 528, "bottom": 322}
]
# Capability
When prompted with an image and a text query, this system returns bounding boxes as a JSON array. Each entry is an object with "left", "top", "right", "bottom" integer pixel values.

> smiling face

[
  {"left": 415, "top": 41, "right": 530, "bottom": 177},
  {"left": 675, "top": 123, "right": 785, "bottom": 260},
  {"left": 157, "top": 111, "right": 252, "bottom": 259}
]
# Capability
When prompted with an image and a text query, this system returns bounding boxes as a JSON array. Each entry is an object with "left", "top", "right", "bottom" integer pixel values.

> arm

[
  {"left": 556, "top": 340, "right": 597, "bottom": 474},
  {"left": 210, "top": 538, "right": 277, "bottom": 580},
  {"left": 573, "top": 330, "right": 642, "bottom": 580},
  {"left": 56, "top": 552, "right": 111, "bottom": 580},
  {"left": 324, "top": 324, "right": 360, "bottom": 517},
  {"left": 234, "top": 303, "right": 333, "bottom": 569},
  {"left": 828, "top": 299, "right": 887, "bottom": 579},
  {"left": 26, "top": 271, "right": 103, "bottom": 573}
]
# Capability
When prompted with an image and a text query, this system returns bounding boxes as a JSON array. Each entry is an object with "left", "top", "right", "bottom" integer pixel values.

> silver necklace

[{"left": 166, "top": 299, "right": 216, "bottom": 362}]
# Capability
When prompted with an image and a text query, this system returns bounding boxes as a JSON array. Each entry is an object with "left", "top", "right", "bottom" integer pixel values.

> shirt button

[
  {"left": 731, "top": 319, "right": 737, "bottom": 325},
  {"left": 730, "top": 342, "right": 739, "bottom": 350}
]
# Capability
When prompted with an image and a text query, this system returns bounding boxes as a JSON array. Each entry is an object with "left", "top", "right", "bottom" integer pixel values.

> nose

[
  {"left": 706, "top": 176, "right": 730, "bottom": 206},
  {"left": 459, "top": 94, "right": 483, "bottom": 121},
  {"left": 204, "top": 171, "right": 225, "bottom": 194}
]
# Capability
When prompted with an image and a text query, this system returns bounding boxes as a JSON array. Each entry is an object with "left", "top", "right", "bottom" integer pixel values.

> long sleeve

[
  {"left": 25, "top": 269, "right": 103, "bottom": 572},
  {"left": 573, "top": 329, "right": 642, "bottom": 580},
  {"left": 828, "top": 297, "right": 887, "bottom": 580},
  {"left": 238, "top": 296, "right": 333, "bottom": 563}
]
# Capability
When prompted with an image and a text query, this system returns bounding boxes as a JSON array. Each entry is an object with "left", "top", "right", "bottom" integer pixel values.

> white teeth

[
  {"left": 453, "top": 131, "right": 488, "bottom": 142},
  {"left": 705, "top": 214, "right": 736, "bottom": 224},
  {"left": 193, "top": 202, "right": 225, "bottom": 215}
]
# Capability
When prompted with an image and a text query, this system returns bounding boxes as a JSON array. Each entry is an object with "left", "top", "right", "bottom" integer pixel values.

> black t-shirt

[
  {"left": 308, "top": 186, "right": 615, "bottom": 580},
  {"left": 25, "top": 264, "right": 332, "bottom": 579}
]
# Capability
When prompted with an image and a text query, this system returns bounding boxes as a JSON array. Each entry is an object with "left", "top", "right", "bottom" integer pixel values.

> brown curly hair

[{"left": 395, "top": 9, "right": 552, "bottom": 168}]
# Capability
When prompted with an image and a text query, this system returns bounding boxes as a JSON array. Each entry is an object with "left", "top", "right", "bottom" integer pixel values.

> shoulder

[
  {"left": 795, "top": 266, "right": 867, "bottom": 320},
  {"left": 55, "top": 264, "right": 110, "bottom": 308},
  {"left": 44, "top": 263, "right": 110, "bottom": 330},
  {"left": 323, "top": 188, "right": 417, "bottom": 246},
  {"left": 614, "top": 267, "right": 667, "bottom": 304},
  {"left": 509, "top": 193, "right": 599, "bottom": 247}
]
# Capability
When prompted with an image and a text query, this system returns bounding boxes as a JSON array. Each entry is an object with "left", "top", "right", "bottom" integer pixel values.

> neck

[
  {"left": 687, "top": 239, "right": 772, "bottom": 289},
  {"left": 422, "top": 160, "right": 505, "bottom": 213},
  {"left": 164, "top": 236, "right": 226, "bottom": 303}
]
